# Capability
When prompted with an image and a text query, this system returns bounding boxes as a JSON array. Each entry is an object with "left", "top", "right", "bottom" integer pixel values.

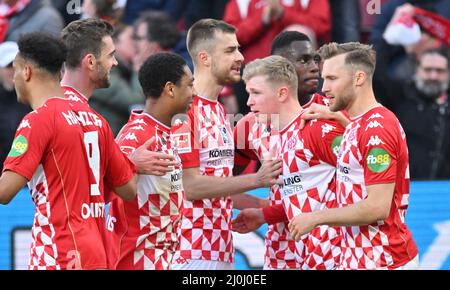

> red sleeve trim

[{"left": 262, "top": 203, "right": 288, "bottom": 224}]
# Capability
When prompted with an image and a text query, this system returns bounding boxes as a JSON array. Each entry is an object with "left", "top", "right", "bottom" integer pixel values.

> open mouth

[{"left": 231, "top": 66, "right": 241, "bottom": 73}]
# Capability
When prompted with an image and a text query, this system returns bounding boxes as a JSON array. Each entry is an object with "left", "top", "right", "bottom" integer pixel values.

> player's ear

[
  {"left": 355, "top": 71, "right": 366, "bottom": 87},
  {"left": 278, "top": 87, "right": 289, "bottom": 102},
  {"left": 23, "top": 65, "right": 32, "bottom": 82},
  {"left": 164, "top": 82, "right": 175, "bottom": 98},
  {"left": 198, "top": 50, "right": 210, "bottom": 67},
  {"left": 82, "top": 53, "right": 96, "bottom": 71}
]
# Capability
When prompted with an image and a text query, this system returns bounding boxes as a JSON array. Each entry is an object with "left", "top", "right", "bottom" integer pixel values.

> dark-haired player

[
  {"left": 106, "top": 53, "right": 194, "bottom": 270},
  {"left": 0, "top": 32, "right": 136, "bottom": 270}
]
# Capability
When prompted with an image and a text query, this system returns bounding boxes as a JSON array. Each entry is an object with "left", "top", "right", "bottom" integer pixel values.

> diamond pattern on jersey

[
  {"left": 174, "top": 96, "right": 235, "bottom": 264},
  {"left": 240, "top": 113, "right": 301, "bottom": 269},
  {"left": 279, "top": 117, "right": 342, "bottom": 270},
  {"left": 28, "top": 165, "right": 60, "bottom": 270},
  {"left": 336, "top": 107, "right": 417, "bottom": 269}
]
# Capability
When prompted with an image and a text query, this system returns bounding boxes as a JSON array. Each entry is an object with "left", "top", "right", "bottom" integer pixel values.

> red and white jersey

[
  {"left": 172, "top": 95, "right": 235, "bottom": 264},
  {"left": 279, "top": 114, "right": 343, "bottom": 269},
  {"left": 233, "top": 93, "right": 333, "bottom": 269},
  {"left": 62, "top": 86, "right": 136, "bottom": 265},
  {"left": 3, "top": 98, "right": 111, "bottom": 270},
  {"left": 234, "top": 112, "right": 300, "bottom": 269},
  {"left": 106, "top": 111, "right": 184, "bottom": 270},
  {"left": 337, "top": 106, "right": 418, "bottom": 269}
]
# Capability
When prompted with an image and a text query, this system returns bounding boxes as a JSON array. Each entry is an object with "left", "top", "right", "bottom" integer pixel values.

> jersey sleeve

[
  {"left": 359, "top": 117, "right": 399, "bottom": 186},
  {"left": 307, "top": 120, "right": 344, "bottom": 167},
  {"left": 262, "top": 203, "right": 288, "bottom": 224},
  {"left": 172, "top": 109, "right": 200, "bottom": 169},
  {"left": 3, "top": 111, "right": 52, "bottom": 180}
]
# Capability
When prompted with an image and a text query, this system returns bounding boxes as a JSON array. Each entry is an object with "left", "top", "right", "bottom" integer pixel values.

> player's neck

[
  {"left": 193, "top": 71, "right": 223, "bottom": 102},
  {"left": 144, "top": 99, "right": 172, "bottom": 128},
  {"left": 279, "top": 100, "right": 303, "bottom": 131},
  {"left": 347, "top": 87, "right": 379, "bottom": 118},
  {"left": 29, "top": 81, "right": 65, "bottom": 110},
  {"left": 298, "top": 92, "right": 313, "bottom": 107},
  {"left": 61, "top": 69, "right": 95, "bottom": 100}
]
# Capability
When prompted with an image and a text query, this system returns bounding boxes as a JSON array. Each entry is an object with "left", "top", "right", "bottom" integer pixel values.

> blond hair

[
  {"left": 243, "top": 55, "right": 298, "bottom": 94},
  {"left": 319, "top": 42, "right": 376, "bottom": 77}
]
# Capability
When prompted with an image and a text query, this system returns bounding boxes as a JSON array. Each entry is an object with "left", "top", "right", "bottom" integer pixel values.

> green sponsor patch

[
  {"left": 366, "top": 147, "right": 391, "bottom": 173},
  {"left": 8, "top": 135, "right": 28, "bottom": 157},
  {"left": 331, "top": 135, "right": 343, "bottom": 157}
]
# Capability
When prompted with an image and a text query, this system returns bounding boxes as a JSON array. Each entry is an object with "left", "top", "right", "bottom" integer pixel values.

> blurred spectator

[
  {"left": 379, "top": 48, "right": 450, "bottom": 180},
  {"left": 81, "top": 0, "right": 118, "bottom": 22},
  {"left": 223, "top": 0, "right": 331, "bottom": 64},
  {"left": 182, "top": 0, "right": 228, "bottom": 30},
  {"left": 122, "top": 0, "right": 184, "bottom": 25},
  {"left": 132, "top": 10, "right": 192, "bottom": 73},
  {"left": 329, "top": 0, "right": 361, "bottom": 42},
  {"left": 89, "top": 24, "right": 144, "bottom": 135},
  {"left": 0, "top": 41, "right": 30, "bottom": 171},
  {"left": 0, "top": 0, "right": 64, "bottom": 42},
  {"left": 371, "top": 1, "right": 449, "bottom": 87}
]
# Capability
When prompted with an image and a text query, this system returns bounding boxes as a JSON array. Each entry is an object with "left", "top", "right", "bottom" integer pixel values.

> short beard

[
  {"left": 330, "top": 89, "right": 354, "bottom": 112},
  {"left": 415, "top": 77, "right": 448, "bottom": 99},
  {"left": 92, "top": 65, "right": 111, "bottom": 89}
]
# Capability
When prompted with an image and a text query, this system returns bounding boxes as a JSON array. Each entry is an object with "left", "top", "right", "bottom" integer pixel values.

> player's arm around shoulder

[{"left": 182, "top": 157, "right": 282, "bottom": 201}]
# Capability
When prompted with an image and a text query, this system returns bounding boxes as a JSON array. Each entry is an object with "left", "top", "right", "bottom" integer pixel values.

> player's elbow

[
  {"left": 367, "top": 203, "right": 390, "bottom": 222},
  {"left": 182, "top": 176, "right": 202, "bottom": 201},
  {"left": 184, "top": 187, "right": 201, "bottom": 201},
  {"left": 116, "top": 177, "right": 137, "bottom": 202},
  {"left": 0, "top": 194, "right": 12, "bottom": 205}
]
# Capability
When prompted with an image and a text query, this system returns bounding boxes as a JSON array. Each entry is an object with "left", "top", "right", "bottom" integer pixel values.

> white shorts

[
  {"left": 394, "top": 255, "right": 419, "bottom": 270},
  {"left": 172, "top": 259, "right": 234, "bottom": 270}
]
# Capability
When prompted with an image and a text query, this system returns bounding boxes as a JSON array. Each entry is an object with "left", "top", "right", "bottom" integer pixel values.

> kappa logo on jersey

[
  {"left": 130, "top": 125, "right": 145, "bottom": 131},
  {"left": 132, "top": 118, "right": 147, "bottom": 125},
  {"left": 365, "top": 121, "right": 384, "bottom": 131},
  {"left": 65, "top": 92, "right": 82, "bottom": 102},
  {"left": 322, "top": 124, "right": 336, "bottom": 137},
  {"left": 368, "top": 113, "right": 384, "bottom": 120},
  {"left": 173, "top": 133, "right": 191, "bottom": 154},
  {"left": 124, "top": 133, "right": 138, "bottom": 142},
  {"left": 366, "top": 147, "right": 391, "bottom": 173},
  {"left": 18, "top": 120, "right": 31, "bottom": 130},
  {"left": 120, "top": 146, "right": 136, "bottom": 155},
  {"left": 8, "top": 135, "right": 28, "bottom": 157},
  {"left": 366, "top": 135, "right": 386, "bottom": 147}
]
